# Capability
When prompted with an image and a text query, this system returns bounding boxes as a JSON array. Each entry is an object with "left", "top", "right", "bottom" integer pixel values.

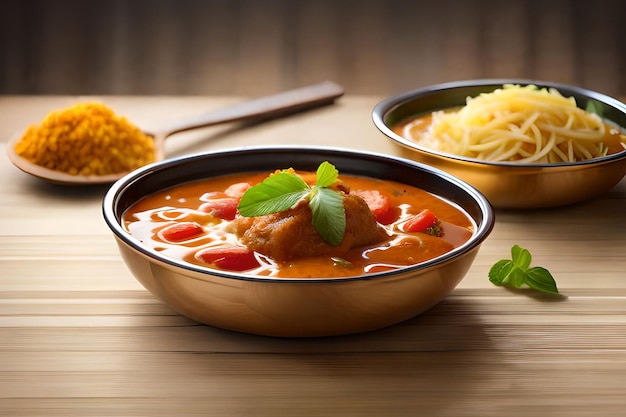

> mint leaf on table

[
  {"left": 488, "top": 244, "right": 559, "bottom": 294},
  {"left": 238, "top": 161, "right": 346, "bottom": 246},
  {"left": 525, "top": 266, "right": 559, "bottom": 294}
]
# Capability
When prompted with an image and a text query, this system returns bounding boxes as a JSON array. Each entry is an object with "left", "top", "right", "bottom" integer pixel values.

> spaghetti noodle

[{"left": 400, "top": 85, "right": 626, "bottom": 163}]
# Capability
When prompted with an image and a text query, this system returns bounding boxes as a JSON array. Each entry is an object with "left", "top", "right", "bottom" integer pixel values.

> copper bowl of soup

[
  {"left": 372, "top": 79, "right": 626, "bottom": 209},
  {"left": 103, "top": 146, "right": 494, "bottom": 337}
]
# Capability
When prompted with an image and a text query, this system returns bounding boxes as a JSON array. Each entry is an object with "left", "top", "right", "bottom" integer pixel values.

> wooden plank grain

[
  {"left": 1, "top": 350, "right": 626, "bottom": 416},
  {"left": 3, "top": 294, "right": 626, "bottom": 352},
  {"left": 1, "top": 95, "right": 626, "bottom": 417}
]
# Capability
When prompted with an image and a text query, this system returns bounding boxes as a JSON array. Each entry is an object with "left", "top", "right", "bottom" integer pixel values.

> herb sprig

[
  {"left": 488, "top": 244, "right": 559, "bottom": 294},
  {"left": 237, "top": 161, "right": 346, "bottom": 246}
]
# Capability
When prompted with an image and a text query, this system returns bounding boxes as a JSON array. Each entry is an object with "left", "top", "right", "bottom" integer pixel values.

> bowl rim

[
  {"left": 372, "top": 78, "right": 626, "bottom": 168},
  {"left": 102, "top": 145, "right": 495, "bottom": 284}
]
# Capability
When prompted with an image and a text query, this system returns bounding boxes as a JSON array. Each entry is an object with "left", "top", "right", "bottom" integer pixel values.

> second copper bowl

[{"left": 373, "top": 79, "right": 626, "bottom": 209}]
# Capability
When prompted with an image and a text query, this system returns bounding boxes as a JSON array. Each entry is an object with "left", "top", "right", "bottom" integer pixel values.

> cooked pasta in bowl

[{"left": 373, "top": 79, "right": 626, "bottom": 208}]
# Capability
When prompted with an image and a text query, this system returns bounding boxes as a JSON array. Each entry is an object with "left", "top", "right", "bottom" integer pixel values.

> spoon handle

[{"left": 159, "top": 81, "right": 344, "bottom": 138}]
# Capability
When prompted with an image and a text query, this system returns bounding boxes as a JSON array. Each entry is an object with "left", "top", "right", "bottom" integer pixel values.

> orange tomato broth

[{"left": 122, "top": 170, "right": 475, "bottom": 278}]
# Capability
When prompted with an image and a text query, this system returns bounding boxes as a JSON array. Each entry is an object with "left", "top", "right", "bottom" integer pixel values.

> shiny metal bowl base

[
  {"left": 103, "top": 147, "right": 494, "bottom": 337},
  {"left": 373, "top": 79, "right": 626, "bottom": 209}
]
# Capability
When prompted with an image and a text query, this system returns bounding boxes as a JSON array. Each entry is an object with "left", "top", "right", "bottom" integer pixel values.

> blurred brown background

[{"left": 1, "top": 0, "right": 624, "bottom": 98}]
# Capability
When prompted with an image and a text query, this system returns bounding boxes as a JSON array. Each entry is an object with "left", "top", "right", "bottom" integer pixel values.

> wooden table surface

[{"left": 1, "top": 95, "right": 626, "bottom": 417}]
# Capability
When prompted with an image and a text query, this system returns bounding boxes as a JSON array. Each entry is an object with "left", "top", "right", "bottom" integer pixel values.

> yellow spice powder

[{"left": 13, "top": 102, "right": 156, "bottom": 176}]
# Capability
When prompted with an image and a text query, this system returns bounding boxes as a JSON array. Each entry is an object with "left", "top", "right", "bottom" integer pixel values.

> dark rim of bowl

[
  {"left": 102, "top": 145, "right": 495, "bottom": 283},
  {"left": 372, "top": 78, "right": 626, "bottom": 168}
]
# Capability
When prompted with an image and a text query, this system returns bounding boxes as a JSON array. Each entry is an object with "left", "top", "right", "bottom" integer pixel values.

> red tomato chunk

[
  {"left": 199, "top": 197, "right": 239, "bottom": 220},
  {"left": 402, "top": 209, "right": 439, "bottom": 233},
  {"left": 224, "top": 182, "right": 251, "bottom": 198},
  {"left": 159, "top": 222, "right": 204, "bottom": 242},
  {"left": 354, "top": 190, "right": 398, "bottom": 225},
  {"left": 195, "top": 246, "right": 260, "bottom": 272}
]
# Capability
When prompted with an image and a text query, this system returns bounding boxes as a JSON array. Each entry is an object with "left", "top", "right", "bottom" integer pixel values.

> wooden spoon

[{"left": 6, "top": 81, "right": 344, "bottom": 185}]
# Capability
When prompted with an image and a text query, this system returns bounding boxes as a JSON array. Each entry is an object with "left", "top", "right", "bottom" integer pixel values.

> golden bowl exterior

[
  {"left": 115, "top": 235, "right": 480, "bottom": 337},
  {"left": 103, "top": 146, "right": 494, "bottom": 337},
  {"left": 373, "top": 79, "right": 626, "bottom": 209}
]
